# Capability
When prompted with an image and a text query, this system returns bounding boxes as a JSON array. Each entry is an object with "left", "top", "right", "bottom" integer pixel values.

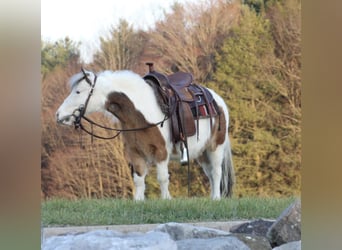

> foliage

[
  {"left": 41, "top": 37, "right": 80, "bottom": 77},
  {"left": 146, "top": 0, "right": 241, "bottom": 82},
  {"left": 267, "top": 0, "right": 301, "bottom": 114},
  {"left": 210, "top": 3, "right": 300, "bottom": 197},
  {"left": 243, "top": 0, "right": 285, "bottom": 13},
  {"left": 42, "top": 196, "right": 296, "bottom": 226},
  {"left": 243, "top": 0, "right": 266, "bottom": 13},
  {"left": 93, "top": 19, "right": 147, "bottom": 71}
]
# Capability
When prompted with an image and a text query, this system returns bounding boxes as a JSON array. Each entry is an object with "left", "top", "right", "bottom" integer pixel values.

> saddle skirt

[{"left": 143, "top": 63, "right": 219, "bottom": 143}]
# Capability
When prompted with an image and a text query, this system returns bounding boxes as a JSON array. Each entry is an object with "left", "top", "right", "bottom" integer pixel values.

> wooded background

[{"left": 41, "top": 0, "right": 301, "bottom": 199}]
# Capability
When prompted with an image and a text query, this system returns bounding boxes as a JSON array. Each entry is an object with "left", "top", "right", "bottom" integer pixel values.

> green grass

[{"left": 42, "top": 197, "right": 297, "bottom": 227}]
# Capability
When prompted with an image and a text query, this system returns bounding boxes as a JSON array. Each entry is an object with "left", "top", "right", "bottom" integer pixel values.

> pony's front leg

[
  {"left": 130, "top": 158, "right": 148, "bottom": 201},
  {"left": 133, "top": 172, "right": 146, "bottom": 201},
  {"left": 156, "top": 160, "right": 172, "bottom": 199}
]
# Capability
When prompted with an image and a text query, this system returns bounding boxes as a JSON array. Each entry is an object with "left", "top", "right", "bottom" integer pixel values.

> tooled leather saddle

[{"left": 143, "top": 62, "right": 219, "bottom": 144}]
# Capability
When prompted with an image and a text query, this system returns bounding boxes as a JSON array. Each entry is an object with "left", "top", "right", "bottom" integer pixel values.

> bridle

[
  {"left": 72, "top": 68, "right": 97, "bottom": 128},
  {"left": 72, "top": 68, "right": 170, "bottom": 141}
]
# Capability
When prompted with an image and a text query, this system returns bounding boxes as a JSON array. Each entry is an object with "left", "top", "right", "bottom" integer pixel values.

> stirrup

[{"left": 180, "top": 144, "right": 188, "bottom": 165}]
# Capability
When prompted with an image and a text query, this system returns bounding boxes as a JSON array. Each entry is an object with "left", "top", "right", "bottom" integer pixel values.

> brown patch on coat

[
  {"left": 196, "top": 150, "right": 210, "bottom": 165},
  {"left": 105, "top": 92, "right": 167, "bottom": 176},
  {"left": 195, "top": 106, "right": 227, "bottom": 166},
  {"left": 208, "top": 106, "right": 227, "bottom": 151}
]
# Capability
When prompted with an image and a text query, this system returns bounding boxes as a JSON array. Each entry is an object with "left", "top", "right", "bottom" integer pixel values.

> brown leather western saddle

[{"left": 143, "top": 63, "right": 219, "bottom": 145}]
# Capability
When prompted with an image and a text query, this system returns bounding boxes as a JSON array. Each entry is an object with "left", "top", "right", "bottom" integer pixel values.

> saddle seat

[
  {"left": 167, "top": 72, "right": 194, "bottom": 101},
  {"left": 143, "top": 63, "right": 219, "bottom": 144},
  {"left": 168, "top": 71, "right": 193, "bottom": 88}
]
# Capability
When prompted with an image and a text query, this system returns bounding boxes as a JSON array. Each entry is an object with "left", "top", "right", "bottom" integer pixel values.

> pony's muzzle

[{"left": 56, "top": 112, "right": 73, "bottom": 125}]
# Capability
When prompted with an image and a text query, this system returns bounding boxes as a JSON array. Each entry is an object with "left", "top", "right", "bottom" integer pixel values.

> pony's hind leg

[
  {"left": 197, "top": 159, "right": 215, "bottom": 198},
  {"left": 156, "top": 159, "right": 172, "bottom": 199},
  {"left": 197, "top": 145, "right": 225, "bottom": 200}
]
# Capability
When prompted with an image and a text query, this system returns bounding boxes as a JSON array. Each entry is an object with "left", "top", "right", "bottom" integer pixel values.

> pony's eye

[{"left": 76, "top": 90, "right": 80, "bottom": 94}]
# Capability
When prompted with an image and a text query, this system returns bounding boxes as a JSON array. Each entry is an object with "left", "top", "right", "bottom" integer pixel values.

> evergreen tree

[
  {"left": 93, "top": 19, "right": 147, "bottom": 70},
  {"left": 211, "top": 5, "right": 300, "bottom": 196},
  {"left": 41, "top": 37, "right": 80, "bottom": 77}
]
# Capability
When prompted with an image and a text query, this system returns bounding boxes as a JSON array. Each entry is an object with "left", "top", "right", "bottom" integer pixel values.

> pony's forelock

[
  {"left": 68, "top": 72, "right": 83, "bottom": 89},
  {"left": 68, "top": 70, "right": 97, "bottom": 89}
]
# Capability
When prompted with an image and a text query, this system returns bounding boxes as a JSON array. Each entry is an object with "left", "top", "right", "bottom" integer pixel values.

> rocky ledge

[{"left": 42, "top": 199, "right": 301, "bottom": 250}]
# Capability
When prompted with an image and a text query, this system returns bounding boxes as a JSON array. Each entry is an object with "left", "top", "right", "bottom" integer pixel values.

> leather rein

[{"left": 73, "top": 69, "right": 170, "bottom": 141}]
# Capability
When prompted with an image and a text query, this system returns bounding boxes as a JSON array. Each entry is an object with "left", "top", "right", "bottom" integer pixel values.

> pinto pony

[{"left": 56, "top": 68, "right": 235, "bottom": 200}]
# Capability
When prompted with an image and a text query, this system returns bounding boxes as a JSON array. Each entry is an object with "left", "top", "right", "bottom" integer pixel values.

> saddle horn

[{"left": 146, "top": 62, "right": 154, "bottom": 72}]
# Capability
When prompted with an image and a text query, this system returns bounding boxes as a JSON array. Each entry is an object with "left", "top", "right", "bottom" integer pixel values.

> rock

[
  {"left": 176, "top": 237, "right": 250, "bottom": 250},
  {"left": 267, "top": 199, "right": 301, "bottom": 247},
  {"left": 233, "top": 233, "right": 272, "bottom": 250},
  {"left": 154, "top": 222, "right": 230, "bottom": 240},
  {"left": 272, "top": 240, "right": 301, "bottom": 250},
  {"left": 155, "top": 222, "right": 252, "bottom": 250},
  {"left": 230, "top": 219, "right": 275, "bottom": 237},
  {"left": 42, "top": 230, "right": 177, "bottom": 250}
]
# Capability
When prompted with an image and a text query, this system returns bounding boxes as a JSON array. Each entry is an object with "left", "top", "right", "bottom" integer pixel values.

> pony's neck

[{"left": 105, "top": 91, "right": 153, "bottom": 129}]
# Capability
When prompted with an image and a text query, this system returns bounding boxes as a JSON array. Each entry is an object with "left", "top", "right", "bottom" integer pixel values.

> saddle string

[
  {"left": 91, "top": 123, "right": 94, "bottom": 143},
  {"left": 183, "top": 138, "right": 191, "bottom": 197},
  {"left": 173, "top": 92, "right": 192, "bottom": 197},
  {"left": 196, "top": 84, "right": 214, "bottom": 131},
  {"left": 192, "top": 90, "right": 200, "bottom": 141},
  {"left": 78, "top": 126, "right": 83, "bottom": 149}
]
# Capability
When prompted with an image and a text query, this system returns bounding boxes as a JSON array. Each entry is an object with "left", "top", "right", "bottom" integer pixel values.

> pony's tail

[{"left": 221, "top": 136, "right": 235, "bottom": 198}]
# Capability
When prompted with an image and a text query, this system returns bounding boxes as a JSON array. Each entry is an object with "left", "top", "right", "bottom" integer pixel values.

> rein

[
  {"left": 73, "top": 69, "right": 170, "bottom": 141},
  {"left": 77, "top": 113, "right": 169, "bottom": 141}
]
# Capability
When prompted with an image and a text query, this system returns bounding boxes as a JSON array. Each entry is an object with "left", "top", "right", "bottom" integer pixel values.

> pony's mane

[
  {"left": 98, "top": 70, "right": 152, "bottom": 94},
  {"left": 68, "top": 70, "right": 142, "bottom": 90},
  {"left": 100, "top": 70, "right": 141, "bottom": 82}
]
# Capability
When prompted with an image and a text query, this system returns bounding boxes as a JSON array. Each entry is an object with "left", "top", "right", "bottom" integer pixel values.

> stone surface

[
  {"left": 43, "top": 221, "right": 246, "bottom": 238},
  {"left": 42, "top": 230, "right": 177, "bottom": 250},
  {"left": 230, "top": 219, "right": 275, "bottom": 237},
  {"left": 266, "top": 199, "right": 301, "bottom": 247},
  {"left": 176, "top": 237, "right": 250, "bottom": 250},
  {"left": 233, "top": 233, "right": 272, "bottom": 250},
  {"left": 154, "top": 222, "right": 230, "bottom": 240},
  {"left": 272, "top": 240, "right": 301, "bottom": 250},
  {"left": 154, "top": 222, "right": 252, "bottom": 250}
]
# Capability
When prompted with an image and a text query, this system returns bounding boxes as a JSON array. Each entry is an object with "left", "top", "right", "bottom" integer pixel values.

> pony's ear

[
  {"left": 81, "top": 67, "right": 92, "bottom": 77},
  {"left": 80, "top": 67, "right": 95, "bottom": 85},
  {"left": 81, "top": 67, "right": 87, "bottom": 76}
]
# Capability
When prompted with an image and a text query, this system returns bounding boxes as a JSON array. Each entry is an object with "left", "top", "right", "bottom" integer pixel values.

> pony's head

[{"left": 56, "top": 69, "right": 98, "bottom": 126}]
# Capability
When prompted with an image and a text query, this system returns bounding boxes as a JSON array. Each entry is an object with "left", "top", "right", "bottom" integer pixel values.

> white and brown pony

[{"left": 56, "top": 69, "right": 235, "bottom": 200}]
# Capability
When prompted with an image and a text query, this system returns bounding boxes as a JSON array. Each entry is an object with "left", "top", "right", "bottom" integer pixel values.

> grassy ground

[{"left": 42, "top": 197, "right": 297, "bottom": 227}]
